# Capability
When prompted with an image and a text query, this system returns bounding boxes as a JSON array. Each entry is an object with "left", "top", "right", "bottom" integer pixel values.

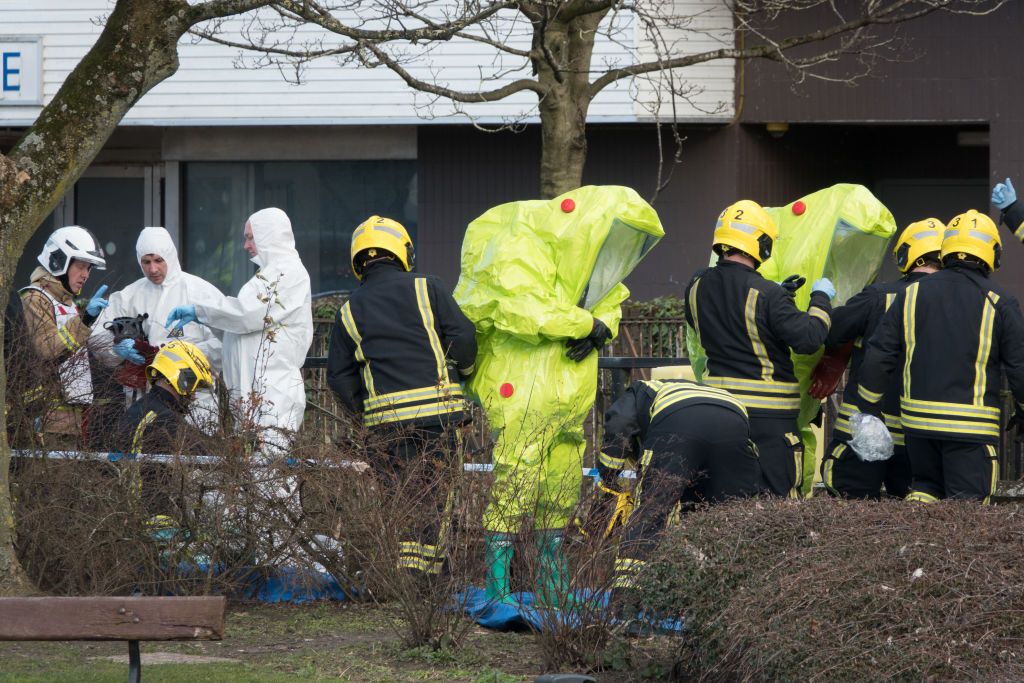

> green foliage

[{"left": 623, "top": 296, "right": 686, "bottom": 320}]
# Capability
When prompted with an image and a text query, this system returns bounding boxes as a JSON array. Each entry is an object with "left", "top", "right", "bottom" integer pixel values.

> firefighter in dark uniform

[
  {"left": 114, "top": 340, "right": 213, "bottom": 521},
  {"left": 327, "top": 215, "right": 477, "bottom": 577},
  {"left": 810, "top": 220, "right": 943, "bottom": 499},
  {"left": 596, "top": 379, "right": 762, "bottom": 591},
  {"left": 684, "top": 200, "right": 835, "bottom": 498},
  {"left": 858, "top": 210, "right": 1024, "bottom": 503}
]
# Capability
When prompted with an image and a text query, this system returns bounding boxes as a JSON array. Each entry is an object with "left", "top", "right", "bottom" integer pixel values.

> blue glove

[
  {"left": 811, "top": 278, "right": 836, "bottom": 300},
  {"left": 114, "top": 338, "right": 146, "bottom": 365},
  {"left": 165, "top": 305, "right": 198, "bottom": 331},
  {"left": 992, "top": 177, "right": 1016, "bottom": 210},
  {"left": 85, "top": 284, "right": 108, "bottom": 317}
]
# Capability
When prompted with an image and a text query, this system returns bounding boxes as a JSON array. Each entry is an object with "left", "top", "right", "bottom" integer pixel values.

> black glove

[
  {"left": 780, "top": 274, "right": 806, "bottom": 297},
  {"left": 1007, "top": 409, "right": 1024, "bottom": 437},
  {"left": 566, "top": 318, "right": 611, "bottom": 362}
]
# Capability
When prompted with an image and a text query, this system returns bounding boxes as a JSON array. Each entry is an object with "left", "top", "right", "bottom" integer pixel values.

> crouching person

[
  {"left": 327, "top": 216, "right": 477, "bottom": 583},
  {"left": 599, "top": 380, "right": 762, "bottom": 595},
  {"left": 114, "top": 340, "right": 213, "bottom": 520}
]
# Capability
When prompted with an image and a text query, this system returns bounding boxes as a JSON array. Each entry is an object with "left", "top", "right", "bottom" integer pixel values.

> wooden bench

[{"left": 0, "top": 596, "right": 226, "bottom": 682}]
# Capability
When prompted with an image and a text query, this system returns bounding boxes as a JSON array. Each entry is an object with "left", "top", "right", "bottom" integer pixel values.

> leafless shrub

[{"left": 637, "top": 497, "right": 1024, "bottom": 682}]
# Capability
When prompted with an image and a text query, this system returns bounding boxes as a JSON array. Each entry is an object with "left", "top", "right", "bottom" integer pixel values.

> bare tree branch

[{"left": 360, "top": 40, "right": 547, "bottom": 102}]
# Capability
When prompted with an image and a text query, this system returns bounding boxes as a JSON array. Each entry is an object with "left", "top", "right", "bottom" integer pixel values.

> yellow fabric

[{"left": 456, "top": 186, "right": 664, "bottom": 534}]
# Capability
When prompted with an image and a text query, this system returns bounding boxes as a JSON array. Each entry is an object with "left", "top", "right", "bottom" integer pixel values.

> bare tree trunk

[
  {"left": 0, "top": 0, "right": 205, "bottom": 595},
  {"left": 531, "top": 7, "right": 608, "bottom": 199}
]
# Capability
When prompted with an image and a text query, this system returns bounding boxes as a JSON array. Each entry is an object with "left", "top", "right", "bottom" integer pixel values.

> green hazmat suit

[
  {"left": 686, "top": 184, "right": 897, "bottom": 496},
  {"left": 455, "top": 186, "right": 664, "bottom": 537}
]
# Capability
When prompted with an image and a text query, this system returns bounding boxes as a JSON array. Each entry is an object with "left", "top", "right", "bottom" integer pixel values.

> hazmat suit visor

[
  {"left": 248, "top": 207, "right": 296, "bottom": 268},
  {"left": 820, "top": 219, "right": 892, "bottom": 304},
  {"left": 579, "top": 218, "right": 661, "bottom": 309},
  {"left": 135, "top": 227, "right": 182, "bottom": 285}
]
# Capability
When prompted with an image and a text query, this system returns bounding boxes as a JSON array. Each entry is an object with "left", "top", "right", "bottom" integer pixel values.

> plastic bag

[{"left": 848, "top": 412, "right": 894, "bottom": 462}]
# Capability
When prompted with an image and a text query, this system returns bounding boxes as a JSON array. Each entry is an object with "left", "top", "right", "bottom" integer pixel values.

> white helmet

[{"left": 37, "top": 226, "right": 106, "bottom": 276}]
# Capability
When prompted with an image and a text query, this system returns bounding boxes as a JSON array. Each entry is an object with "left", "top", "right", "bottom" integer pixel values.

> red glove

[
  {"left": 808, "top": 342, "right": 854, "bottom": 399},
  {"left": 114, "top": 341, "right": 162, "bottom": 389},
  {"left": 135, "top": 340, "right": 160, "bottom": 365}
]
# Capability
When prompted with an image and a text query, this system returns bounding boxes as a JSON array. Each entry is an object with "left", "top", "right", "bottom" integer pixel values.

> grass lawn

[{"left": 0, "top": 602, "right": 674, "bottom": 682}]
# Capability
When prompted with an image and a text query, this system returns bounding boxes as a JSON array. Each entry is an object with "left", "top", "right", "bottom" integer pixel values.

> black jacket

[
  {"left": 597, "top": 379, "right": 748, "bottom": 477},
  {"left": 1000, "top": 201, "right": 1024, "bottom": 242},
  {"left": 859, "top": 264, "right": 1024, "bottom": 444},
  {"left": 826, "top": 270, "right": 930, "bottom": 446},
  {"left": 116, "top": 386, "right": 184, "bottom": 456},
  {"left": 684, "top": 260, "right": 831, "bottom": 418},
  {"left": 327, "top": 262, "right": 477, "bottom": 429}
]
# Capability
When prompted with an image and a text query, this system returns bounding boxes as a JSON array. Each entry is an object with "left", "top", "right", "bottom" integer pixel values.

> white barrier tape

[{"left": 10, "top": 450, "right": 637, "bottom": 479}]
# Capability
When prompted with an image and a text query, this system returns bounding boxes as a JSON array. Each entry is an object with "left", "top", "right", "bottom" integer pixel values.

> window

[{"left": 183, "top": 161, "right": 417, "bottom": 295}]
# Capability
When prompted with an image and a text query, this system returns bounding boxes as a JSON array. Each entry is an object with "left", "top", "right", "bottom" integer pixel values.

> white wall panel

[{"left": 0, "top": 0, "right": 734, "bottom": 125}]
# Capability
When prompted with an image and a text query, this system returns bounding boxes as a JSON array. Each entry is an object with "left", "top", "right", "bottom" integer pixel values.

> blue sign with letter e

[{"left": 2, "top": 51, "right": 21, "bottom": 92}]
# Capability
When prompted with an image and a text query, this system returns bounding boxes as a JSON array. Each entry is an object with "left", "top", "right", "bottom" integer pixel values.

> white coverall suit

[
  {"left": 91, "top": 227, "right": 224, "bottom": 425},
  {"left": 195, "top": 208, "right": 313, "bottom": 452}
]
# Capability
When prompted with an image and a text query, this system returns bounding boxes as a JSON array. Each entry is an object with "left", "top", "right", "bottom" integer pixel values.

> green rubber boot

[
  {"left": 535, "top": 532, "right": 572, "bottom": 609},
  {"left": 484, "top": 535, "right": 515, "bottom": 605}
]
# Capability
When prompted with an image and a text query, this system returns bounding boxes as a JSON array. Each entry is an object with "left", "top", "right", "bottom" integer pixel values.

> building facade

[{"left": 1, "top": 1, "right": 1021, "bottom": 300}]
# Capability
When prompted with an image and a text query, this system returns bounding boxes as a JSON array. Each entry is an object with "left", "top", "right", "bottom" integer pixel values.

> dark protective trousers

[
  {"left": 623, "top": 403, "right": 762, "bottom": 560},
  {"left": 821, "top": 439, "right": 911, "bottom": 500},
  {"left": 904, "top": 436, "right": 999, "bottom": 503},
  {"left": 749, "top": 415, "right": 803, "bottom": 498},
  {"left": 370, "top": 423, "right": 460, "bottom": 574}
]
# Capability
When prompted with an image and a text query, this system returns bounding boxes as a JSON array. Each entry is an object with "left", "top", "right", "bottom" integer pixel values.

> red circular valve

[
  {"left": 499, "top": 382, "right": 514, "bottom": 398},
  {"left": 560, "top": 198, "right": 576, "bottom": 213},
  {"left": 792, "top": 200, "right": 806, "bottom": 216}
]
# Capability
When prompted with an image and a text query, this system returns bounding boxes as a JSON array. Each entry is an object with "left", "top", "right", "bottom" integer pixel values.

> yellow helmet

[
  {"left": 350, "top": 216, "right": 414, "bottom": 280},
  {"left": 893, "top": 218, "right": 945, "bottom": 273},
  {"left": 712, "top": 200, "right": 778, "bottom": 264},
  {"left": 147, "top": 340, "right": 214, "bottom": 398},
  {"left": 941, "top": 210, "right": 1001, "bottom": 271}
]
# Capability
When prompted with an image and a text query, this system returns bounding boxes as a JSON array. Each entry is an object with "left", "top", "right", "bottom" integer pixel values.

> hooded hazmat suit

[
  {"left": 686, "top": 184, "right": 897, "bottom": 495},
  {"left": 194, "top": 208, "right": 313, "bottom": 451},
  {"left": 92, "top": 227, "right": 224, "bottom": 424},
  {"left": 455, "top": 186, "right": 663, "bottom": 538}
]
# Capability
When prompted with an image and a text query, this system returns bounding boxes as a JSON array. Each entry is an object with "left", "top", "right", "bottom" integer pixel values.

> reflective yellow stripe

[
  {"left": 364, "top": 399, "right": 465, "bottom": 426},
  {"left": 365, "top": 384, "right": 463, "bottom": 411},
  {"left": 599, "top": 451, "right": 626, "bottom": 469},
  {"left": 704, "top": 376, "right": 799, "bottom": 394},
  {"left": 857, "top": 385, "right": 883, "bottom": 404},
  {"left": 900, "top": 397, "right": 999, "bottom": 419},
  {"left": 339, "top": 302, "right": 375, "bottom": 397},
  {"left": 902, "top": 283, "right": 919, "bottom": 396},
  {"left": 823, "top": 443, "right": 845, "bottom": 489},
  {"left": 651, "top": 385, "right": 747, "bottom": 418},
  {"left": 906, "top": 491, "right": 939, "bottom": 503},
  {"left": 744, "top": 289, "right": 773, "bottom": 381},
  {"left": 614, "top": 557, "right": 647, "bottom": 571},
  {"left": 687, "top": 278, "right": 702, "bottom": 336},
  {"left": 885, "top": 293, "right": 897, "bottom": 310},
  {"left": 973, "top": 295, "right": 997, "bottom": 407},
  {"left": 984, "top": 444, "right": 998, "bottom": 505},
  {"left": 808, "top": 306, "right": 831, "bottom": 330},
  {"left": 713, "top": 392, "right": 802, "bottom": 412},
  {"left": 399, "top": 541, "right": 442, "bottom": 559},
  {"left": 1015, "top": 222, "right": 1024, "bottom": 240},
  {"left": 56, "top": 325, "right": 79, "bottom": 352},
  {"left": 415, "top": 278, "right": 450, "bottom": 385},
  {"left": 899, "top": 413, "right": 1000, "bottom": 438},
  {"left": 397, "top": 556, "right": 443, "bottom": 574},
  {"left": 130, "top": 410, "right": 158, "bottom": 455}
]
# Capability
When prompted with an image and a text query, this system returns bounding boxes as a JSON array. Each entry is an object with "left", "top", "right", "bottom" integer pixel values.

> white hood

[
  {"left": 136, "top": 226, "right": 182, "bottom": 287},
  {"left": 248, "top": 208, "right": 299, "bottom": 269}
]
